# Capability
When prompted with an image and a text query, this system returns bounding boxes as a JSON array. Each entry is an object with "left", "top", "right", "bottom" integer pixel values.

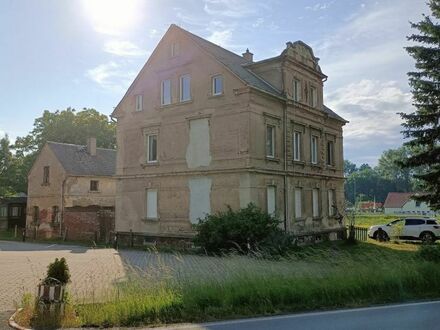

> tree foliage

[{"left": 399, "top": 0, "right": 440, "bottom": 209}]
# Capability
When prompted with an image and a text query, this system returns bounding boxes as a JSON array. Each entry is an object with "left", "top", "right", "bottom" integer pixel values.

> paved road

[{"left": 140, "top": 300, "right": 440, "bottom": 330}]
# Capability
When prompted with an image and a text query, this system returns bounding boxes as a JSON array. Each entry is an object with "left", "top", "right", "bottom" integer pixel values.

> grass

[
  {"left": 72, "top": 241, "right": 440, "bottom": 327},
  {"left": 353, "top": 213, "right": 404, "bottom": 228}
]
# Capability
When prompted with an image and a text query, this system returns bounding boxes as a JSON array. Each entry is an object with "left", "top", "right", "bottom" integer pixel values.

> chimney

[
  {"left": 242, "top": 48, "right": 253, "bottom": 62},
  {"left": 87, "top": 137, "right": 96, "bottom": 156}
]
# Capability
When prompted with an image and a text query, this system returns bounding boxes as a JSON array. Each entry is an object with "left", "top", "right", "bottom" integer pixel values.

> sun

[{"left": 82, "top": 0, "right": 141, "bottom": 35}]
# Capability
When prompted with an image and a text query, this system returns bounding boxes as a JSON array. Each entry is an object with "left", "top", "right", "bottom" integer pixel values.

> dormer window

[
  {"left": 135, "top": 94, "right": 143, "bottom": 111},
  {"left": 309, "top": 86, "right": 317, "bottom": 108},
  {"left": 293, "top": 79, "right": 301, "bottom": 102}
]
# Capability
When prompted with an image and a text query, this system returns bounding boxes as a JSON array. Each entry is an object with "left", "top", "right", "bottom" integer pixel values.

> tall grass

[{"left": 76, "top": 242, "right": 440, "bottom": 327}]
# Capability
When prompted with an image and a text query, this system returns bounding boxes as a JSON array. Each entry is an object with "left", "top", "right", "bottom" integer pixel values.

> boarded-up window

[
  {"left": 186, "top": 118, "right": 212, "bottom": 168},
  {"left": 312, "top": 188, "right": 319, "bottom": 218},
  {"left": 146, "top": 189, "right": 158, "bottom": 219},
  {"left": 294, "top": 188, "right": 302, "bottom": 219},
  {"left": 328, "top": 189, "right": 335, "bottom": 217},
  {"left": 135, "top": 94, "right": 143, "bottom": 111},
  {"left": 267, "top": 186, "right": 276, "bottom": 216},
  {"left": 189, "top": 177, "right": 211, "bottom": 224}
]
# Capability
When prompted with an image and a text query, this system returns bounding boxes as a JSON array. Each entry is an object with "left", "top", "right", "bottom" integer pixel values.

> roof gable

[
  {"left": 47, "top": 142, "right": 116, "bottom": 177},
  {"left": 383, "top": 192, "right": 414, "bottom": 208}
]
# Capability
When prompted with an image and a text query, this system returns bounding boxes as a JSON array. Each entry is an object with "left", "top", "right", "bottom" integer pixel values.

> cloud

[
  {"left": 203, "top": 0, "right": 257, "bottom": 18},
  {"left": 207, "top": 29, "right": 233, "bottom": 47},
  {"left": 305, "top": 1, "right": 334, "bottom": 11},
  {"left": 86, "top": 61, "right": 136, "bottom": 93},
  {"left": 326, "top": 80, "right": 414, "bottom": 164},
  {"left": 103, "top": 40, "right": 148, "bottom": 57}
]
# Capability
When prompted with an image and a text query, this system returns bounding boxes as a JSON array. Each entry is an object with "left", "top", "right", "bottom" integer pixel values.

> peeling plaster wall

[
  {"left": 186, "top": 118, "right": 212, "bottom": 168},
  {"left": 64, "top": 176, "right": 116, "bottom": 208},
  {"left": 189, "top": 177, "right": 212, "bottom": 224}
]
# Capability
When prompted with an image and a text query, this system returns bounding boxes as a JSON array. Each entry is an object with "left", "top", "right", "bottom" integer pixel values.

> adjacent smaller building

[
  {"left": 26, "top": 139, "right": 116, "bottom": 241},
  {"left": 383, "top": 192, "right": 436, "bottom": 216},
  {"left": 0, "top": 194, "right": 27, "bottom": 230}
]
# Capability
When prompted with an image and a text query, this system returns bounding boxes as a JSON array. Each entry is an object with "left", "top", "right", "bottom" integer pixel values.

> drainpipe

[
  {"left": 281, "top": 59, "right": 288, "bottom": 232},
  {"left": 60, "top": 177, "right": 67, "bottom": 237}
]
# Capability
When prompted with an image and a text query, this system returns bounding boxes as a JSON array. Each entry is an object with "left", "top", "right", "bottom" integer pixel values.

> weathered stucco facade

[
  {"left": 113, "top": 25, "right": 347, "bottom": 240},
  {"left": 26, "top": 141, "right": 116, "bottom": 240}
]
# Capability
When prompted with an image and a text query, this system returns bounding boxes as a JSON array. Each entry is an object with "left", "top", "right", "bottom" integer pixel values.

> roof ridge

[{"left": 47, "top": 141, "right": 116, "bottom": 151}]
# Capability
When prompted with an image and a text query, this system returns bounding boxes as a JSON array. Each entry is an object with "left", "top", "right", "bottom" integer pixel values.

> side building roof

[
  {"left": 47, "top": 141, "right": 116, "bottom": 177},
  {"left": 383, "top": 192, "right": 415, "bottom": 208}
]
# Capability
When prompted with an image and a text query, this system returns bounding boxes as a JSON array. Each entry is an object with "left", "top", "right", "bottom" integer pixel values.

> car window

[
  {"left": 427, "top": 220, "right": 439, "bottom": 225},
  {"left": 389, "top": 219, "right": 403, "bottom": 226},
  {"left": 405, "top": 219, "right": 425, "bottom": 226}
]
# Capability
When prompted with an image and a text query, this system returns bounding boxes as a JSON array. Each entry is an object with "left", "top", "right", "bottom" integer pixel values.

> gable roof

[
  {"left": 47, "top": 142, "right": 116, "bottom": 177},
  {"left": 383, "top": 192, "right": 415, "bottom": 208},
  {"left": 112, "top": 24, "right": 346, "bottom": 123}
]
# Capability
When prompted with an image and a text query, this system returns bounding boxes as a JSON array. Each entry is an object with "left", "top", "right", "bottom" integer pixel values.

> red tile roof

[{"left": 383, "top": 192, "right": 414, "bottom": 208}]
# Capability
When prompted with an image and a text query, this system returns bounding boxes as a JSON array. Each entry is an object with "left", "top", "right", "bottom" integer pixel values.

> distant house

[
  {"left": 26, "top": 139, "right": 116, "bottom": 241},
  {"left": 0, "top": 194, "right": 27, "bottom": 230},
  {"left": 358, "top": 201, "right": 383, "bottom": 212},
  {"left": 383, "top": 192, "right": 436, "bottom": 216}
]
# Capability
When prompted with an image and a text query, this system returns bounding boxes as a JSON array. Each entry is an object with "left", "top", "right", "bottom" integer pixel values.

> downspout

[
  {"left": 60, "top": 177, "right": 67, "bottom": 237},
  {"left": 281, "top": 59, "right": 288, "bottom": 232}
]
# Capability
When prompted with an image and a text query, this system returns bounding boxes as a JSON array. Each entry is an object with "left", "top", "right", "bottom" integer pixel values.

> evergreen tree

[{"left": 400, "top": 0, "right": 440, "bottom": 209}]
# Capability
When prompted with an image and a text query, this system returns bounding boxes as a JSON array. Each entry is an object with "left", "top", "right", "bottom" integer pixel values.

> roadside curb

[{"left": 8, "top": 309, "right": 32, "bottom": 330}]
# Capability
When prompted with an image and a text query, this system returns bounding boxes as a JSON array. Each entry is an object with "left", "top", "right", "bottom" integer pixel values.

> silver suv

[{"left": 368, "top": 218, "right": 440, "bottom": 243}]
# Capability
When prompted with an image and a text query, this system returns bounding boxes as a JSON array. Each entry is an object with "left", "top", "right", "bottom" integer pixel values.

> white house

[{"left": 383, "top": 192, "right": 436, "bottom": 216}]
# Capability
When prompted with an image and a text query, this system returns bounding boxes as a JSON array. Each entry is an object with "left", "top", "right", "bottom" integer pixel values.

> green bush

[
  {"left": 193, "top": 203, "right": 292, "bottom": 254},
  {"left": 418, "top": 244, "right": 440, "bottom": 262},
  {"left": 45, "top": 257, "right": 71, "bottom": 285}
]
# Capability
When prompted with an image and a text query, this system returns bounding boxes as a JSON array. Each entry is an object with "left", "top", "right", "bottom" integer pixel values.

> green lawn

[{"left": 353, "top": 213, "right": 400, "bottom": 228}]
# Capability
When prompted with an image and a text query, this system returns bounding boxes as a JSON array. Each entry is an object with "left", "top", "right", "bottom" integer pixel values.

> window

[
  {"left": 326, "top": 141, "right": 334, "bottom": 166},
  {"left": 293, "top": 79, "right": 301, "bottom": 101},
  {"left": 312, "top": 188, "right": 320, "bottom": 218},
  {"left": 293, "top": 131, "right": 301, "bottom": 161},
  {"left": 311, "top": 136, "right": 318, "bottom": 164},
  {"left": 267, "top": 186, "right": 276, "bottom": 216},
  {"left": 145, "top": 189, "right": 158, "bottom": 219},
  {"left": 90, "top": 180, "right": 99, "bottom": 191},
  {"left": 294, "top": 188, "right": 302, "bottom": 219},
  {"left": 427, "top": 220, "right": 438, "bottom": 225},
  {"left": 415, "top": 201, "right": 421, "bottom": 207},
  {"left": 328, "top": 189, "right": 335, "bottom": 217},
  {"left": 309, "top": 86, "right": 317, "bottom": 107},
  {"left": 0, "top": 207, "right": 7, "bottom": 217},
  {"left": 43, "top": 166, "right": 50, "bottom": 184},
  {"left": 180, "top": 74, "right": 191, "bottom": 102},
  {"left": 135, "top": 94, "right": 143, "bottom": 111},
  {"left": 33, "top": 206, "right": 39, "bottom": 223},
  {"left": 161, "top": 79, "right": 171, "bottom": 105},
  {"left": 266, "top": 125, "right": 275, "bottom": 158},
  {"left": 212, "top": 75, "right": 223, "bottom": 95},
  {"left": 11, "top": 206, "right": 19, "bottom": 217},
  {"left": 405, "top": 219, "right": 424, "bottom": 226},
  {"left": 52, "top": 206, "right": 59, "bottom": 223},
  {"left": 146, "top": 134, "right": 158, "bottom": 163},
  {"left": 171, "top": 42, "right": 179, "bottom": 57}
]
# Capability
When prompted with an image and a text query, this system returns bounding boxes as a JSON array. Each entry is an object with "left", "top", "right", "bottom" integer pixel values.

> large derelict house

[
  {"left": 26, "top": 139, "right": 116, "bottom": 240},
  {"left": 112, "top": 24, "right": 347, "bottom": 241}
]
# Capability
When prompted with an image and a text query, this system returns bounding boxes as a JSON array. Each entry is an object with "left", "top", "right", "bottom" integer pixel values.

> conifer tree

[{"left": 400, "top": 0, "right": 440, "bottom": 209}]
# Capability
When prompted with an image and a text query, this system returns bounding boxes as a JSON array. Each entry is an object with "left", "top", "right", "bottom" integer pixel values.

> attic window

[
  {"left": 90, "top": 180, "right": 99, "bottom": 192},
  {"left": 212, "top": 75, "right": 223, "bottom": 96},
  {"left": 171, "top": 42, "right": 179, "bottom": 57},
  {"left": 135, "top": 94, "right": 143, "bottom": 111},
  {"left": 43, "top": 166, "right": 50, "bottom": 184}
]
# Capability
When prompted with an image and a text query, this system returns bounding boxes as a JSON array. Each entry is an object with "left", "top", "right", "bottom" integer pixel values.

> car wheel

[
  {"left": 420, "top": 231, "right": 435, "bottom": 244},
  {"left": 374, "top": 230, "right": 388, "bottom": 242}
]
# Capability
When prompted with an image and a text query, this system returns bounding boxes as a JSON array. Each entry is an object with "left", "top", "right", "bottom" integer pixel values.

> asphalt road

[{"left": 142, "top": 300, "right": 440, "bottom": 330}]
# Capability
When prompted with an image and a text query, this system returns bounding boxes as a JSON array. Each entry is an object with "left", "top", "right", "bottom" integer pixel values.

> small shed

[{"left": 0, "top": 194, "right": 27, "bottom": 230}]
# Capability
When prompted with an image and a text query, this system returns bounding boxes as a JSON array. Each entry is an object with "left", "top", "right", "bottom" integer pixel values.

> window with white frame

[
  {"left": 212, "top": 75, "right": 223, "bottom": 95},
  {"left": 294, "top": 188, "right": 302, "bottom": 219},
  {"left": 145, "top": 189, "right": 158, "bottom": 219},
  {"left": 180, "top": 74, "right": 191, "bottom": 102},
  {"left": 266, "top": 125, "right": 275, "bottom": 158},
  {"left": 293, "top": 79, "right": 301, "bottom": 101},
  {"left": 311, "top": 136, "right": 318, "bottom": 164},
  {"left": 135, "top": 94, "right": 143, "bottom": 111},
  {"left": 328, "top": 189, "right": 335, "bottom": 217},
  {"left": 309, "top": 86, "right": 317, "bottom": 107},
  {"left": 161, "top": 79, "right": 171, "bottom": 105},
  {"left": 312, "top": 188, "right": 319, "bottom": 218},
  {"left": 146, "top": 134, "right": 158, "bottom": 163},
  {"left": 327, "top": 140, "right": 334, "bottom": 166},
  {"left": 267, "top": 186, "right": 276, "bottom": 216},
  {"left": 293, "top": 131, "right": 301, "bottom": 161},
  {"left": 0, "top": 207, "right": 7, "bottom": 217}
]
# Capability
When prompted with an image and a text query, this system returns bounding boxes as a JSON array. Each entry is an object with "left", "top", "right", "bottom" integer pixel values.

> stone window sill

[
  {"left": 266, "top": 156, "right": 280, "bottom": 163},
  {"left": 142, "top": 217, "right": 159, "bottom": 222}
]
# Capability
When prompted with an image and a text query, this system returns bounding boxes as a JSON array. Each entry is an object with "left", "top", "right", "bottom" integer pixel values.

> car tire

[
  {"left": 373, "top": 230, "right": 388, "bottom": 241},
  {"left": 420, "top": 231, "right": 435, "bottom": 244}
]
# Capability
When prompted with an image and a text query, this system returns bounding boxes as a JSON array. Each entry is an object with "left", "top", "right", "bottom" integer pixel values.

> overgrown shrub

[
  {"left": 45, "top": 257, "right": 71, "bottom": 285},
  {"left": 194, "top": 203, "right": 293, "bottom": 254},
  {"left": 418, "top": 244, "right": 440, "bottom": 262}
]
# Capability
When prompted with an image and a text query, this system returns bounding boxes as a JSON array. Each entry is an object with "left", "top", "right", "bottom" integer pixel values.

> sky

[{"left": 0, "top": 0, "right": 429, "bottom": 165}]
